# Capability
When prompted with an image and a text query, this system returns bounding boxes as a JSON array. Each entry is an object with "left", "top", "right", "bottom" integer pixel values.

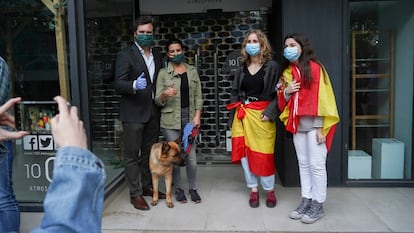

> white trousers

[{"left": 293, "top": 129, "right": 328, "bottom": 203}]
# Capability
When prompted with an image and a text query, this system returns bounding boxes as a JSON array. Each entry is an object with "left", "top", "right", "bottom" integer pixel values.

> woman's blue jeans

[{"left": 0, "top": 140, "right": 20, "bottom": 233}]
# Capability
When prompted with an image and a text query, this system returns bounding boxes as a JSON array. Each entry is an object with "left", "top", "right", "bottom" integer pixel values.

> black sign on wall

[
  {"left": 89, "top": 55, "right": 116, "bottom": 82},
  {"left": 225, "top": 50, "right": 242, "bottom": 76}
]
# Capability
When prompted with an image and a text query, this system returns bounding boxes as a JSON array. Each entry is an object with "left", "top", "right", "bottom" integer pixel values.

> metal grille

[{"left": 86, "top": 12, "right": 267, "bottom": 162}]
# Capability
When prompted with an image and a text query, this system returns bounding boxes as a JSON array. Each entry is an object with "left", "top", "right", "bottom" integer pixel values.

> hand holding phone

[
  {"left": 17, "top": 100, "right": 59, "bottom": 131},
  {"left": 51, "top": 96, "right": 87, "bottom": 149},
  {"left": 0, "top": 97, "right": 29, "bottom": 141}
]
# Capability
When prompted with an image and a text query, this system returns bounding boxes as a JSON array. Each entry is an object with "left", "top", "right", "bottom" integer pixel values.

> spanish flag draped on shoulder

[
  {"left": 278, "top": 61, "right": 339, "bottom": 151},
  {"left": 227, "top": 101, "right": 276, "bottom": 176}
]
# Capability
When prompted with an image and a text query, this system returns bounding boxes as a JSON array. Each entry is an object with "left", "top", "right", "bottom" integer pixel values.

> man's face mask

[{"left": 135, "top": 34, "right": 154, "bottom": 47}]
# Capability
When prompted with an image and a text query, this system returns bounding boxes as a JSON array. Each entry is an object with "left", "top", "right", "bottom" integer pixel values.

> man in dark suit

[{"left": 114, "top": 16, "right": 165, "bottom": 211}]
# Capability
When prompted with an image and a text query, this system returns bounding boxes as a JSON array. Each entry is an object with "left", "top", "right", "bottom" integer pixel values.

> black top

[
  {"left": 241, "top": 66, "right": 265, "bottom": 98},
  {"left": 228, "top": 60, "right": 280, "bottom": 128},
  {"left": 180, "top": 72, "right": 189, "bottom": 108}
]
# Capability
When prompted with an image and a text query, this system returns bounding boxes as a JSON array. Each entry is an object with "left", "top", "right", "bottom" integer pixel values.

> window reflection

[
  {"left": 348, "top": 0, "right": 414, "bottom": 180},
  {"left": 0, "top": 1, "right": 66, "bottom": 205}
]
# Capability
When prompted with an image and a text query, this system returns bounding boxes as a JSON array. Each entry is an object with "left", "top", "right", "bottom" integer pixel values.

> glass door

[
  {"left": 84, "top": 0, "right": 134, "bottom": 190},
  {"left": 0, "top": 0, "right": 69, "bottom": 207},
  {"left": 85, "top": 8, "right": 272, "bottom": 165},
  {"left": 348, "top": 0, "right": 414, "bottom": 181}
]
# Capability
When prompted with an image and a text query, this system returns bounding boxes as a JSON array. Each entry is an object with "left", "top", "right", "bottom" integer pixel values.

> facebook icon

[{"left": 23, "top": 135, "right": 39, "bottom": 150}]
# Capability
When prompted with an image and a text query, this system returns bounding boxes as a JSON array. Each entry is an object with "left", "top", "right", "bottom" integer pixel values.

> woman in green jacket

[{"left": 155, "top": 38, "right": 203, "bottom": 203}]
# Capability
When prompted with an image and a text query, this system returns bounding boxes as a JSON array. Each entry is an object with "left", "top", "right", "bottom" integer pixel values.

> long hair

[
  {"left": 281, "top": 33, "right": 322, "bottom": 87},
  {"left": 240, "top": 29, "right": 273, "bottom": 66}
]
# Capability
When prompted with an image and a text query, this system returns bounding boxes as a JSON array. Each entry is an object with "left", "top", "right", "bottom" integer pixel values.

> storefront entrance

[
  {"left": 2, "top": 0, "right": 413, "bottom": 217},
  {"left": 85, "top": 1, "right": 278, "bottom": 165}
]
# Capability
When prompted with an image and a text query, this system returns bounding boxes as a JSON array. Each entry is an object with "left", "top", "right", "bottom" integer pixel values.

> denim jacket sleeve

[{"left": 31, "top": 146, "right": 106, "bottom": 233}]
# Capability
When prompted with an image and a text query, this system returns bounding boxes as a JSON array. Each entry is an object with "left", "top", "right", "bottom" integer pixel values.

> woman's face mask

[
  {"left": 170, "top": 53, "right": 185, "bottom": 64},
  {"left": 245, "top": 43, "right": 261, "bottom": 56},
  {"left": 135, "top": 34, "right": 154, "bottom": 47},
  {"left": 283, "top": 46, "right": 300, "bottom": 62}
]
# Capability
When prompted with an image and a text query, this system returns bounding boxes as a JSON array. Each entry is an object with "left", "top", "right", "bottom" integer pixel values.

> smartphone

[{"left": 16, "top": 101, "right": 59, "bottom": 132}]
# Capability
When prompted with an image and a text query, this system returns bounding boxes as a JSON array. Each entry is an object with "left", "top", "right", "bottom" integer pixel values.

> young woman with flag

[
  {"left": 277, "top": 33, "right": 339, "bottom": 224},
  {"left": 227, "top": 29, "right": 280, "bottom": 208}
]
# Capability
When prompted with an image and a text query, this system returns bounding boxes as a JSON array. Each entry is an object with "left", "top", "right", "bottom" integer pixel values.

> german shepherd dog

[{"left": 149, "top": 138, "right": 184, "bottom": 208}]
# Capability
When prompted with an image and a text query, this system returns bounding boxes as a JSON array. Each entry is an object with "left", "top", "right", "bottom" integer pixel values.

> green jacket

[{"left": 155, "top": 62, "right": 203, "bottom": 129}]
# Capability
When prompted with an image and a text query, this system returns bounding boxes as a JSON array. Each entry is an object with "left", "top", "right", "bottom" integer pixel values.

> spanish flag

[
  {"left": 278, "top": 61, "right": 339, "bottom": 151},
  {"left": 227, "top": 101, "right": 276, "bottom": 176}
]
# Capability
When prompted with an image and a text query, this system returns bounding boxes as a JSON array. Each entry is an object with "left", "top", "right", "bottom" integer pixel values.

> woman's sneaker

[
  {"left": 301, "top": 200, "right": 324, "bottom": 224},
  {"left": 175, "top": 188, "right": 187, "bottom": 203},
  {"left": 189, "top": 188, "right": 201, "bottom": 203},
  {"left": 289, "top": 198, "right": 312, "bottom": 219}
]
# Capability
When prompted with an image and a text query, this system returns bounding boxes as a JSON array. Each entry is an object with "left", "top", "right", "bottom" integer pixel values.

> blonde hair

[{"left": 240, "top": 29, "right": 273, "bottom": 65}]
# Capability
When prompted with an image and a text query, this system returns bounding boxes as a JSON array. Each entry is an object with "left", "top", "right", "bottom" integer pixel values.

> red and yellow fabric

[
  {"left": 277, "top": 61, "right": 339, "bottom": 151},
  {"left": 227, "top": 101, "right": 276, "bottom": 176}
]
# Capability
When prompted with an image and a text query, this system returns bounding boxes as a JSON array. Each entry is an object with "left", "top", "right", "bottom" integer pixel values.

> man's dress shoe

[
  {"left": 130, "top": 196, "right": 150, "bottom": 210},
  {"left": 143, "top": 188, "right": 166, "bottom": 199}
]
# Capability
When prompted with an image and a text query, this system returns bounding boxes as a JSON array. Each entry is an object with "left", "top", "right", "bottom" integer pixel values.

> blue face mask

[
  {"left": 283, "top": 46, "right": 300, "bottom": 62},
  {"left": 245, "top": 43, "right": 260, "bottom": 56},
  {"left": 135, "top": 34, "right": 154, "bottom": 47}
]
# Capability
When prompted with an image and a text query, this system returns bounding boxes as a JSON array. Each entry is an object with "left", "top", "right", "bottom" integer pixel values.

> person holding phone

[
  {"left": 30, "top": 96, "right": 106, "bottom": 232},
  {"left": 0, "top": 96, "right": 105, "bottom": 232}
]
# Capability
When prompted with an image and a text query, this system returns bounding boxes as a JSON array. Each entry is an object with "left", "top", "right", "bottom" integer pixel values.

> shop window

[
  {"left": 348, "top": 0, "right": 414, "bottom": 181},
  {"left": 0, "top": 1, "right": 72, "bottom": 209}
]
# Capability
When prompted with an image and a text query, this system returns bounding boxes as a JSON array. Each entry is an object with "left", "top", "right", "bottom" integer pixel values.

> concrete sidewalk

[{"left": 102, "top": 165, "right": 414, "bottom": 233}]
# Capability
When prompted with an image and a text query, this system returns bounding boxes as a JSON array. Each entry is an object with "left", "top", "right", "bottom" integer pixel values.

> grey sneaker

[
  {"left": 301, "top": 200, "right": 324, "bottom": 224},
  {"left": 289, "top": 197, "right": 312, "bottom": 219}
]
